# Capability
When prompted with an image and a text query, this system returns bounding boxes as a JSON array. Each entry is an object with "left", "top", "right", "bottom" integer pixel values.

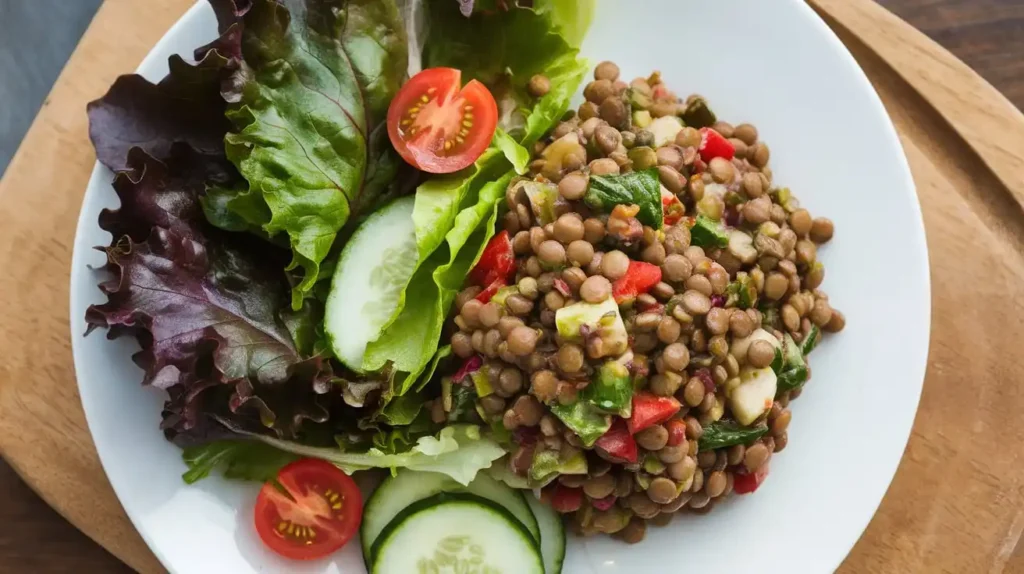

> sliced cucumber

[
  {"left": 371, "top": 493, "right": 543, "bottom": 574},
  {"left": 525, "top": 494, "right": 566, "bottom": 574},
  {"left": 361, "top": 470, "right": 540, "bottom": 560},
  {"left": 325, "top": 196, "right": 417, "bottom": 371}
]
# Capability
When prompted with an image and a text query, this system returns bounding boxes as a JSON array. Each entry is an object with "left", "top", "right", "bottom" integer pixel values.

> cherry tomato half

[
  {"left": 253, "top": 458, "right": 362, "bottom": 561},
  {"left": 387, "top": 67, "right": 498, "bottom": 174}
]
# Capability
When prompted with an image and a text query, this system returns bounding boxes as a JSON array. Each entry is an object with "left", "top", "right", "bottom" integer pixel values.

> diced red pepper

[
  {"left": 734, "top": 464, "right": 770, "bottom": 494},
  {"left": 594, "top": 419, "right": 638, "bottom": 464},
  {"left": 665, "top": 419, "right": 687, "bottom": 447},
  {"left": 550, "top": 484, "right": 583, "bottom": 513},
  {"left": 469, "top": 231, "right": 516, "bottom": 287},
  {"left": 611, "top": 261, "right": 662, "bottom": 304},
  {"left": 698, "top": 127, "right": 735, "bottom": 163},
  {"left": 474, "top": 278, "right": 507, "bottom": 304},
  {"left": 627, "top": 392, "right": 681, "bottom": 435},
  {"left": 661, "top": 187, "right": 685, "bottom": 227}
]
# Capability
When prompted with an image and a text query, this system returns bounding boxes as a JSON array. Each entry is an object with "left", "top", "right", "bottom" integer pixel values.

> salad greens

[
  {"left": 218, "top": 0, "right": 410, "bottom": 309},
  {"left": 85, "top": 0, "right": 593, "bottom": 485}
]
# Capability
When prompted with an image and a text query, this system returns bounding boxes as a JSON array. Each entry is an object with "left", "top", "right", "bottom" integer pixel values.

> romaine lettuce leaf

[
  {"left": 87, "top": 50, "right": 233, "bottom": 172},
  {"left": 214, "top": 0, "right": 409, "bottom": 309}
]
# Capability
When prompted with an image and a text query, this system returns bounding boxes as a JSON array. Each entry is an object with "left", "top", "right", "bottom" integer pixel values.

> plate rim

[{"left": 68, "top": 0, "right": 932, "bottom": 572}]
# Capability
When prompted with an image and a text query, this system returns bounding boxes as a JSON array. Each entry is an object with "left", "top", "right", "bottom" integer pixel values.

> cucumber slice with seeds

[
  {"left": 370, "top": 493, "right": 543, "bottom": 574},
  {"left": 325, "top": 196, "right": 417, "bottom": 371},
  {"left": 361, "top": 469, "right": 540, "bottom": 561}
]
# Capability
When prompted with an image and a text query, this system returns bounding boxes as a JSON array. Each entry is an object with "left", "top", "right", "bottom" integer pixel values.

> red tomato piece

[
  {"left": 661, "top": 187, "right": 685, "bottom": 227},
  {"left": 474, "top": 278, "right": 507, "bottom": 304},
  {"left": 253, "top": 459, "right": 362, "bottom": 561},
  {"left": 698, "top": 127, "right": 736, "bottom": 163},
  {"left": 550, "top": 484, "right": 584, "bottom": 514},
  {"left": 627, "top": 392, "right": 681, "bottom": 435},
  {"left": 612, "top": 261, "right": 663, "bottom": 304},
  {"left": 595, "top": 419, "right": 638, "bottom": 464},
  {"left": 387, "top": 67, "right": 499, "bottom": 174},
  {"left": 734, "top": 464, "right": 771, "bottom": 494},
  {"left": 665, "top": 419, "right": 687, "bottom": 447},
  {"left": 468, "top": 230, "right": 516, "bottom": 287}
]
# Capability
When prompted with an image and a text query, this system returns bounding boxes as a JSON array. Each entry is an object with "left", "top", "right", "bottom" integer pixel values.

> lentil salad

[{"left": 439, "top": 61, "right": 845, "bottom": 543}]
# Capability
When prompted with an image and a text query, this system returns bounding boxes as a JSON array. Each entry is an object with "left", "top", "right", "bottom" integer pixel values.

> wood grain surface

[{"left": 0, "top": 0, "right": 1022, "bottom": 572}]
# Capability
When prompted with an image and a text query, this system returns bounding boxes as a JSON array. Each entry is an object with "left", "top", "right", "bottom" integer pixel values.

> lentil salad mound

[{"left": 431, "top": 61, "right": 846, "bottom": 544}]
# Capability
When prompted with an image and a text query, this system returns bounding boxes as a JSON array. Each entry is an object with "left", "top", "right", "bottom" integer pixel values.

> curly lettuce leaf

[
  {"left": 217, "top": 0, "right": 408, "bottom": 308},
  {"left": 87, "top": 50, "right": 234, "bottom": 172},
  {"left": 423, "top": 0, "right": 589, "bottom": 147},
  {"left": 85, "top": 146, "right": 334, "bottom": 440}
]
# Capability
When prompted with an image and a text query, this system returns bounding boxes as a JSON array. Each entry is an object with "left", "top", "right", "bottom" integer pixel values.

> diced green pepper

[
  {"left": 550, "top": 399, "right": 612, "bottom": 447},
  {"left": 588, "top": 361, "right": 633, "bottom": 417},
  {"left": 530, "top": 448, "right": 588, "bottom": 484},
  {"left": 632, "top": 110, "right": 652, "bottom": 128},
  {"left": 689, "top": 215, "right": 729, "bottom": 248},
  {"left": 642, "top": 455, "right": 665, "bottom": 475},
  {"left": 776, "top": 334, "right": 810, "bottom": 393},
  {"left": 471, "top": 370, "right": 493, "bottom": 398},
  {"left": 801, "top": 325, "right": 821, "bottom": 356},
  {"left": 491, "top": 285, "right": 519, "bottom": 307},
  {"left": 698, "top": 421, "right": 769, "bottom": 451},
  {"left": 726, "top": 273, "right": 758, "bottom": 309}
]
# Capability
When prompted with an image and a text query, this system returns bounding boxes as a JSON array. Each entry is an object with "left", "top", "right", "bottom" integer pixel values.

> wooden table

[{"left": 0, "top": 0, "right": 1022, "bottom": 572}]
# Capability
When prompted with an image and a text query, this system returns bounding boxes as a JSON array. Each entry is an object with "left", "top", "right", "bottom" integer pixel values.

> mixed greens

[{"left": 86, "top": 0, "right": 592, "bottom": 504}]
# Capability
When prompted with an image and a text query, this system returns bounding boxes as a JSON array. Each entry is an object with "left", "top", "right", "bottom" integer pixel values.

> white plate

[{"left": 70, "top": 1, "right": 930, "bottom": 572}]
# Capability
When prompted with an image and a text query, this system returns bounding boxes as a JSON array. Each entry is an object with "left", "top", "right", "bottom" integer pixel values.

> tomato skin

[
  {"left": 734, "top": 463, "right": 770, "bottom": 494},
  {"left": 387, "top": 67, "right": 498, "bottom": 174},
  {"left": 474, "top": 278, "right": 507, "bottom": 304},
  {"left": 611, "top": 261, "right": 663, "bottom": 304},
  {"left": 595, "top": 419, "right": 638, "bottom": 464},
  {"left": 253, "top": 459, "right": 362, "bottom": 561},
  {"left": 469, "top": 230, "right": 516, "bottom": 287},
  {"left": 627, "top": 392, "right": 681, "bottom": 435},
  {"left": 549, "top": 484, "right": 584, "bottom": 513},
  {"left": 661, "top": 187, "right": 685, "bottom": 227},
  {"left": 698, "top": 127, "right": 735, "bottom": 162}
]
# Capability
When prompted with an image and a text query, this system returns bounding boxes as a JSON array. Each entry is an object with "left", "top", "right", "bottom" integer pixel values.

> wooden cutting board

[{"left": 1, "top": 0, "right": 1022, "bottom": 572}]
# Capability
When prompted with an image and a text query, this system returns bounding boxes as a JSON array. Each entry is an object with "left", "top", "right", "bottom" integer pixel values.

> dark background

[{"left": 0, "top": 0, "right": 1021, "bottom": 570}]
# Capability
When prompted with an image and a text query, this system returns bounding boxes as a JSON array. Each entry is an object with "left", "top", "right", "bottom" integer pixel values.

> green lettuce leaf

[
  {"left": 182, "top": 441, "right": 298, "bottom": 484},
  {"left": 220, "top": 0, "right": 408, "bottom": 308},
  {"left": 226, "top": 424, "right": 503, "bottom": 485},
  {"left": 532, "top": 0, "right": 596, "bottom": 48}
]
